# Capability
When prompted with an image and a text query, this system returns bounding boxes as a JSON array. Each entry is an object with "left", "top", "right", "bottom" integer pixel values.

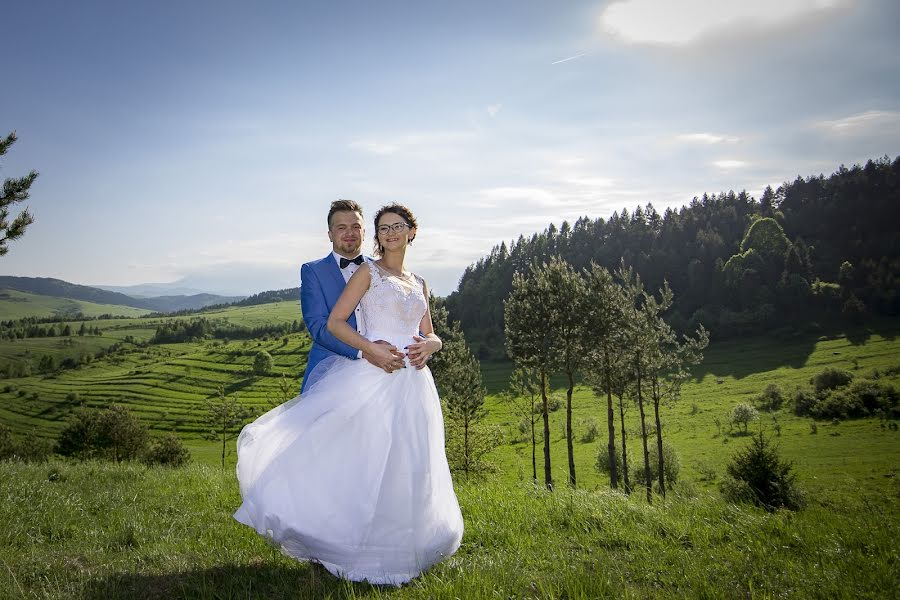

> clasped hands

[{"left": 362, "top": 336, "right": 438, "bottom": 373}]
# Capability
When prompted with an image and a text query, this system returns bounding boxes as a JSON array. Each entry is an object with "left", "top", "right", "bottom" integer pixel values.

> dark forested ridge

[
  {"left": 446, "top": 156, "right": 900, "bottom": 358},
  {"left": 0, "top": 276, "right": 244, "bottom": 313}
]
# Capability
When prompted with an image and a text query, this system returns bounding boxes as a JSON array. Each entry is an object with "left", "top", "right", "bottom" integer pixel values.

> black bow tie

[{"left": 340, "top": 255, "right": 364, "bottom": 269}]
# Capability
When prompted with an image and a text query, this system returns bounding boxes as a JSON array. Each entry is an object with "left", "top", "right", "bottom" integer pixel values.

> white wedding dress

[{"left": 233, "top": 261, "right": 464, "bottom": 585}]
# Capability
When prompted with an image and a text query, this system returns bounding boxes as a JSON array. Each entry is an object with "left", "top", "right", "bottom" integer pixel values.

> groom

[{"left": 299, "top": 199, "right": 406, "bottom": 391}]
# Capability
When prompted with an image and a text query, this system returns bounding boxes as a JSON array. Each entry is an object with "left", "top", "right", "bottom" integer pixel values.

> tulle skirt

[{"left": 233, "top": 356, "right": 464, "bottom": 585}]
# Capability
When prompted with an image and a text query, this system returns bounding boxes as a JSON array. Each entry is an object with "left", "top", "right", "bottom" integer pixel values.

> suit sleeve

[{"left": 300, "top": 263, "right": 359, "bottom": 359}]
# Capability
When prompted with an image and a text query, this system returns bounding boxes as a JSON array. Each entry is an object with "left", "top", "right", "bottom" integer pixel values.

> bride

[{"left": 233, "top": 203, "right": 464, "bottom": 585}]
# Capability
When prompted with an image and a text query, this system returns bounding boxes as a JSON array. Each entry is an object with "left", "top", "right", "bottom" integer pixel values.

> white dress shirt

[{"left": 332, "top": 251, "right": 366, "bottom": 358}]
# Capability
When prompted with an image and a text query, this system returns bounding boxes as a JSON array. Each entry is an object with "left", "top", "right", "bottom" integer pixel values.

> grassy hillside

[
  {"left": 1, "top": 313, "right": 898, "bottom": 491},
  {"left": 0, "top": 460, "right": 895, "bottom": 599},
  {"left": 0, "top": 288, "right": 152, "bottom": 319}
]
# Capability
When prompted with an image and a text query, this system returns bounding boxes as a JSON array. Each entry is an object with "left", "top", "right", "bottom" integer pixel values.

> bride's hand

[{"left": 407, "top": 335, "right": 441, "bottom": 370}]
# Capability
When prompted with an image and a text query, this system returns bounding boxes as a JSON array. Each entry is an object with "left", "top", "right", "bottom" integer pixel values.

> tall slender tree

[
  {"left": 505, "top": 267, "right": 557, "bottom": 489},
  {"left": 636, "top": 281, "right": 709, "bottom": 498},
  {"left": 582, "top": 262, "right": 628, "bottom": 489},
  {"left": 540, "top": 257, "right": 588, "bottom": 488},
  {"left": 505, "top": 365, "right": 541, "bottom": 482},
  {"left": 204, "top": 388, "right": 255, "bottom": 468},
  {"left": 618, "top": 264, "right": 655, "bottom": 503}
]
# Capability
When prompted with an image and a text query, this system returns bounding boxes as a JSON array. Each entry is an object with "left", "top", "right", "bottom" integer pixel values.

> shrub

[
  {"left": 56, "top": 405, "right": 149, "bottom": 462},
  {"left": 143, "top": 434, "right": 191, "bottom": 467},
  {"left": 633, "top": 440, "right": 681, "bottom": 487},
  {"left": 793, "top": 389, "right": 817, "bottom": 417},
  {"left": 579, "top": 418, "right": 599, "bottom": 443},
  {"left": 596, "top": 443, "right": 628, "bottom": 479},
  {"left": 810, "top": 380, "right": 899, "bottom": 420},
  {"left": 722, "top": 430, "right": 804, "bottom": 511},
  {"left": 755, "top": 383, "right": 785, "bottom": 411},
  {"left": 810, "top": 367, "right": 853, "bottom": 394},
  {"left": 731, "top": 402, "right": 759, "bottom": 433},
  {"left": 253, "top": 350, "right": 274, "bottom": 375},
  {"left": 0, "top": 424, "right": 51, "bottom": 462}
]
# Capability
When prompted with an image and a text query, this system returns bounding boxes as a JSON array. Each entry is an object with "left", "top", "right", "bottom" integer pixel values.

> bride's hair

[{"left": 373, "top": 203, "right": 417, "bottom": 257}]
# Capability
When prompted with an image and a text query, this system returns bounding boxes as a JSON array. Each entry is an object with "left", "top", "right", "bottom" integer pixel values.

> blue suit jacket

[{"left": 300, "top": 254, "right": 361, "bottom": 391}]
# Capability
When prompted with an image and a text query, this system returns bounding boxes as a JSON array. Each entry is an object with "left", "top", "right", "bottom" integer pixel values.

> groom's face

[{"left": 328, "top": 210, "right": 365, "bottom": 258}]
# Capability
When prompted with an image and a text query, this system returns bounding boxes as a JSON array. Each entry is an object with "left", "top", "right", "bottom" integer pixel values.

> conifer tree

[
  {"left": 0, "top": 132, "right": 38, "bottom": 257},
  {"left": 505, "top": 267, "right": 557, "bottom": 489}
]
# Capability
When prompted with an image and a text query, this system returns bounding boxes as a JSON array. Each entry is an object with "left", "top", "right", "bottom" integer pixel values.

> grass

[{"left": 0, "top": 459, "right": 896, "bottom": 599}]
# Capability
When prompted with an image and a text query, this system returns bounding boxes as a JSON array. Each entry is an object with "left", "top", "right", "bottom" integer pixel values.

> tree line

[
  {"left": 150, "top": 317, "right": 305, "bottom": 344},
  {"left": 446, "top": 156, "right": 900, "bottom": 358}
]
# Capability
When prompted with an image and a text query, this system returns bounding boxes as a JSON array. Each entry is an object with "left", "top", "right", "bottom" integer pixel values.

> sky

[{"left": 2, "top": 0, "right": 898, "bottom": 296}]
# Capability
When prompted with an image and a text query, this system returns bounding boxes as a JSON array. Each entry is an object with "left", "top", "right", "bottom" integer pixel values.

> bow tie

[{"left": 340, "top": 255, "right": 364, "bottom": 269}]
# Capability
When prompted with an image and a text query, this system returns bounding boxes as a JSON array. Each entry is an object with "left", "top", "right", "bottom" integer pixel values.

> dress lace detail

[{"left": 362, "top": 261, "right": 426, "bottom": 350}]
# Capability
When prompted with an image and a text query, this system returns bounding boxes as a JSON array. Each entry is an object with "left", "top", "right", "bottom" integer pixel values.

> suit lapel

[{"left": 321, "top": 253, "right": 358, "bottom": 329}]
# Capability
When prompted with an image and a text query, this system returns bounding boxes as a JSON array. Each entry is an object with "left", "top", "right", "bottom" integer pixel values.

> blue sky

[{"left": 2, "top": 0, "right": 898, "bottom": 296}]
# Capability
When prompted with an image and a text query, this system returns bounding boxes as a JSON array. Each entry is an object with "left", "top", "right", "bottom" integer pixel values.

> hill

[
  {"left": 0, "top": 288, "right": 152, "bottom": 319},
  {"left": 0, "top": 276, "right": 244, "bottom": 314}
]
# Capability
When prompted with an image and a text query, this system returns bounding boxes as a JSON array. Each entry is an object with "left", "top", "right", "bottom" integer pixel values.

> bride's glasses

[{"left": 377, "top": 222, "right": 410, "bottom": 235}]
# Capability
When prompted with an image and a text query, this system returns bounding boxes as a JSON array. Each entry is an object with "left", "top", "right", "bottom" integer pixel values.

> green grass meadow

[{"left": 0, "top": 302, "right": 898, "bottom": 597}]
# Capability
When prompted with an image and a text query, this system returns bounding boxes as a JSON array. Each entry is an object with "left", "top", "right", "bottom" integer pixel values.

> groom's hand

[{"left": 363, "top": 340, "right": 406, "bottom": 373}]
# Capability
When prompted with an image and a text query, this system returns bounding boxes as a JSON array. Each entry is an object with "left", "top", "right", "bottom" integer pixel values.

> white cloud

[
  {"left": 814, "top": 110, "right": 900, "bottom": 136},
  {"left": 487, "top": 103, "right": 503, "bottom": 117},
  {"left": 600, "top": 0, "right": 848, "bottom": 45},
  {"left": 348, "top": 140, "right": 399, "bottom": 155},
  {"left": 676, "top": 133, "right": 740, "bottom": 144},
  {"left": 713, "top": 159, "right": 749, "bottom": 169}
]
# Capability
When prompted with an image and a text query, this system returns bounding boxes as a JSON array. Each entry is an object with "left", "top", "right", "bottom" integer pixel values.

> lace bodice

[{"left": 360, "top": 260, "right": 427, "bottom": 350}]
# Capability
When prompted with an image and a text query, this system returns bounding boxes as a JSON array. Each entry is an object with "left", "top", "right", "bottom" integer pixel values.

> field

[
  {"left": 0, "top": 304, "right": 898, "bottom": 597},
  {"left": 0, "top": 460, "right": 895, "bottom": 599}
]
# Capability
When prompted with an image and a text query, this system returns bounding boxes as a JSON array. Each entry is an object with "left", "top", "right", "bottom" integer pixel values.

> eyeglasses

[{"left": 377, "top": 222, "right": 410, "bottom": 235}]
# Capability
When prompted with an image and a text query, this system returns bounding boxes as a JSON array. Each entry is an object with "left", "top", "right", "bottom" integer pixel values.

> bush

[
  {"left": 596, "top": 443, "right": 628, "bottom": 479},
  {"left": 0, "top": 424, "right": 51, "bottom": 462},
  {"left": 810, "top": 367, "right": 853, "bottom": 394},
  {"left": 731, "top": 402, "right": 759, "bottom": 433},
  {"left": 810, "top": 380, "right": 899, "bottom": 420},
  {"left": 755, "top": 383, "right": 785, "bottom": 411},
  {"left": 253, "top": 350, "right": 274, "bottom": 375},
  {"left": 56, "top": 405, "right": 149, "bottom": 462},
  {"left": 143, "top": 434, "right": 191, "bottom": 467},
  {"left": 793, "top": 389, "right": 817, "bottom": 417},
  {"left": 722, "top": 430, "right": 804, "bottom": 511},
  {"left": 579, "top": 418, "right": 599, "bottom": 443},
  {"left": 633, "top": 440, "right": 681, "bottom": 487}
]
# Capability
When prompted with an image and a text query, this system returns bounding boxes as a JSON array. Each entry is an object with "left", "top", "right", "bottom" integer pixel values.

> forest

[{"left": 445, "top": 156, "right": 900, "bottom": 358}]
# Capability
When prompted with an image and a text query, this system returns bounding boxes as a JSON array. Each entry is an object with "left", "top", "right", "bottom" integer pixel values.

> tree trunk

[
  {"left": 541, "top": 370, "right": 553, "bottom": 490},
  {"left": 618, "top": 393, "right": 631, "bottom": 493},
  {"left": 604, "top": 351, "right": 618, "bottom": 489},
  {"left": 463, "top": 416, "right": 470, "bottom": 478},
  {"left": 221, "top": 414, "right": 226, "bottom": 468},
  {"left": 566, "top": 370, "right": 576, "bottom": 488},
  {"left": 636, "top": 356, "right": 652, "bottom": 504},
  {"left": 531, "top": 412, "right": 537, "bottom": 482},
  {"left": 653, "top": 378, "right": 666, "bottom": 498}
]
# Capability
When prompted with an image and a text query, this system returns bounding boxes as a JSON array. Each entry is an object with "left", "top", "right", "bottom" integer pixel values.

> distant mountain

[
  {"left": 0, "top": 276, "right": 244, "bottom": 314},
  {"left": 94, "top": 283, "right": 211, "bottom": 298}
]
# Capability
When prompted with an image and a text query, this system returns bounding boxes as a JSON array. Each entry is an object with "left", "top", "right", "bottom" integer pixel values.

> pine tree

[
  {"left": 0, "top": 132, "right": 39, "bottom": 257},
  {"left": 203, "top": 388, "right": 255, "bottom": 468},
  {"left": 505, "top": 268, "right": 557, "bottom": 489},
  {"left": 583, "top": 262, "right": 629, "bottom": 490}
]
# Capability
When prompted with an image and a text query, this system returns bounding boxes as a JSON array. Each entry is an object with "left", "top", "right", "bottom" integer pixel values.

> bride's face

[{"left": 377, "top": 213, "right": 415, "bottom": 254}]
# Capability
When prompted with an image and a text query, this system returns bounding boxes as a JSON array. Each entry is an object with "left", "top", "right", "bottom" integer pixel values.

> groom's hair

[{"left": 328, "top": 199, "right": 363, "bottom": 228}]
